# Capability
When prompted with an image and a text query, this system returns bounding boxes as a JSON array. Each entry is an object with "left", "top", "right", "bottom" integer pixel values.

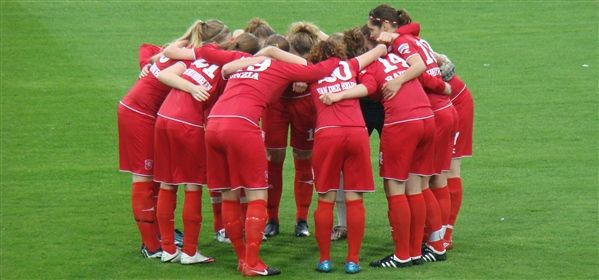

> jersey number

[
  {"left": 379, "top": 53, "right": 410, "bottom": 73},
  {"left": 318, "top": 61, "right": 352, "bottom": 84},
  {"left": 192, "top": 59, "right": 219, "bottom": 79},
  {"left": 246, "top": 59, "right": 271, "bottom": 72},
  {"left": 415, "top": 39, "right": 437, "bottom": 65}
]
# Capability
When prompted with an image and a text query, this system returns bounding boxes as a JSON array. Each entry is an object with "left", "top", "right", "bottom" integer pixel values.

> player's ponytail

[
  {"left": 342, "top": 27, "right": 368, "bottom": 58},
  {"left": 225, "top": 32, "right": 260, "bottom": 54},
  {"left": 288, "top": 22, "right": 320, "bottom": 56},
  {"left": 172, "top": 20, "right": 204, "bottom": 47},
  {"left": 187, "top": 20, "right": 205, "bottom": 48},
  {"left": 396, "top": 9, "right": 412, "bottom": 26},
  {"left": 244, "top": 18, "right": 275, "bottom": 46},
  {"left": 307, "top": 39, "right": 347, "bottom": 63},
  {"left": 264, "top": 34, "right": 290, "bottom": 52},
  {"left": 174, "top": 19, "right": 229, "bottom": 49}
]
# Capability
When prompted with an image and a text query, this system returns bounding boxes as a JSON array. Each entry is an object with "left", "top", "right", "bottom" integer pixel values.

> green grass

[{"left": 1, "top": 0, "right": 598, "bottom": 279}]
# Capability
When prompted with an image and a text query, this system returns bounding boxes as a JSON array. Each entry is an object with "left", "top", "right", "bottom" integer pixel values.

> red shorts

[
  {"left": 312, "top": 127, "right": 375, "bottom": 193},
  {"left": 380, "top": 117, "right": 436, "bottom": 180},
  {"left": 153, "top": 116, "right": 206, "bottom": 185},
  {"left": 433, "top": 106, "right": 459, "bottom": 173},
  {"left": 262, "top": 95, "right": 316, "bottom": 151},
  {"left": 205, "top": 118, "right": 268, "bottom": 191},
  {"left": 452, "top": 90, "right": 474, "bottom": 158},
  {"left": 118, "top": 104, "right": 156, "bottom": 176}
]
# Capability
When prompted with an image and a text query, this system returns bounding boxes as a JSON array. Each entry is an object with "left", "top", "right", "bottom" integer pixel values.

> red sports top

[
  {"left": 198, "top": 47, "right": 340, "bottom": 126},
  {"left": 309, "top": 58, "right": 366, "bottom": 131},
  {"left": 448, "top": 74, "right": 470, "bottom": 105},
  {"left": 358, "top": 53, "right": 434, "bottom": 126},
  {"left": 392, "top": 23, "right": 451, "bottom": 110},
  {"left": 157, "top": 58, "right": 226, "bottom": 127},
  {"left": 120, "top": 55, "right": 180, "bottom": 116}
]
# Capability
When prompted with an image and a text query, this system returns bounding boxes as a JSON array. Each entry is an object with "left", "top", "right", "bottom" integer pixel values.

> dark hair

[
  {"left": 244, "top": 17, "right": 275, "bottom": 44},
  {"left": 264, "top": 34, "right": 290, "bottom": 52},
  {"left": 342, "top": 27, "right": 368, "bottom": 58},
  {"left": 223, "top": 32, "right": 260, "bottom": 54},
  {"left": 368, "top": 4, "right": 411, "bottom": 27},
  {"left": 287, "top": 22, "right": 320, "bottom": 56},
  {"left": 360, "top": 24, "right": 377, "bottom": 48},
  {"left": 307, "top": 39, "right": 347, "bottom": 63}
]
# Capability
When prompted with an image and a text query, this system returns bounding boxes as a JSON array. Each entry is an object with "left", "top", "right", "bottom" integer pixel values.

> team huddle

[{"left": 118, "top": 3, "right": 474, "bottom": 276}]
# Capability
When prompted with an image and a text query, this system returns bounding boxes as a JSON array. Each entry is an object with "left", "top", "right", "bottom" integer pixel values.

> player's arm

[
  {"left": 320, "top": 84, "right": 368, "bottom": 105},
  {"left": 222, "top": 56, "right": 267, "bottom": 77},
  {"left": 255, "top": 46, "right": 307, "bottom": 65},
  {"left": 276, "top": 58, "right": 340, "bottom": 83},
  {"left": 381, "top": 54, "right": 426, "bottom": 99},
  {"left": 163, "top": 40, "right": 195, "bottom": 60},
  {"left": 419, "top": 73, "right": 451, "bottom": 95},
  {"left": 355, "top": 44, "right": 387, "bottom": 71},
  {"left": 157, "top": 63, "right": 210, "bottom": 101}
]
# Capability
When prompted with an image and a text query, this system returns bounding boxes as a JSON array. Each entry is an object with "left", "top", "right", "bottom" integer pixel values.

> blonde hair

[{"left": 174, "top": 19, "right": 229, "bottom": 48}]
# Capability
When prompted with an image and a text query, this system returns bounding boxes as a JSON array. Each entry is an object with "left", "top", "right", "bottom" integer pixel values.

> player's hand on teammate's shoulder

[{"left": 292, "top": 82, "right": 308, "bottom": 93}]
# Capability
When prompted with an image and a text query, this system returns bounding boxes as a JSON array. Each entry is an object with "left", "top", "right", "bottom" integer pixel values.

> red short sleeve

[{"left": 138, "top": 43, "right": 162, "bottom": 69}]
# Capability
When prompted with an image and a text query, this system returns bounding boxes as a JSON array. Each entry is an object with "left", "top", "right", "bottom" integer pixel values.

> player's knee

[{"left": 267, "top": 149, "right": 286, "bottom": 163}]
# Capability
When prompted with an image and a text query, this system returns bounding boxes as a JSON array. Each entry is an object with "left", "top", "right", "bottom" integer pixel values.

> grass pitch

[{"left": 1, "top": 1, "right": 597, "bottom": 279}]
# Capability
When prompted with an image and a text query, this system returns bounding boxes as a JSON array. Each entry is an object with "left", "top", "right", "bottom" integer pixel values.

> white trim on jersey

[
  {"left": 153, "top": 179, "right": 206, "bottom": 186},
  {"left": 207, "top": 115, "right": 260, "bottom": 127},
  {"left": 407, "top": 172, "right": 437, "bottom": 177},
  {"left": 451, "top": 155, "right": 473, "bottom": 159},
  {"left": 432, "top": 102, "right": 453, "bottom": 113},
  {"left": 119, "top": 101, "right": 156, "bottom": 119},
  {"left": 119, "top": 169, "right": 153, "bottom": 177},
  {"left": 450, "top": 85, "right": 467, "bottom": 102},
  {"left": 381, "top": 176, "right": 408, "bottom": 182},
  {"left": 314, "top": 125, "right": 342, "bottom": 133},
  {"left": 157, "top": 113, "right": 204, "bottom": 128},
  {"left": 383, "top": 114, "right": 434, "bottom": 127},
  {"left": 315, "top": 188, "right": 376, "bottom": 194}
]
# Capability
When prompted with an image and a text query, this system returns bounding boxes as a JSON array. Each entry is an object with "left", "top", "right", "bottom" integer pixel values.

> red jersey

[
  {"left": 448, "top": 74, "right": 469, "bottom": 105},
  {"left": 309, "top": 58, "right": 366, "bottom": 131},
  {"left": 120, "top": 55, "right": 179, "bottom": 115},
  {"left": 138, "top": 43, "right": 161, "bottom": 69},
  {"left": 392, "top": 23, "right": 451, "bottom": 110},
  {"left": 157, "top": 59, "right": 226, "bottom": 127},
  {"left": 209, "top": 57, "right": 341, "bottom": 126},
  {"left": 358, "top": 53, "right": 434, "bottom": 126}
]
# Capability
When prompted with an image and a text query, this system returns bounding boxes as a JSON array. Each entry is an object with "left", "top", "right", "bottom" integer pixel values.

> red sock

[
  {"left": 431, "top": 186, "right": 451, "bottom": 227},
  {"left": 222, "top": 200, "right": 245, "bottom": 261},
  {"left": 407, "top": 193, "right": 426, "bottom": 258},
  {"left": 156, "top": 188, "right": 178, "bottom": 254},
  {"left": 294, "top": 158, "right": 314, "bottom": 222},
  {"left": 131, "top": 182, "right": 161, "bottom": 252},
  {"left": 244, "top": 199, "right": 268, "bottom": 267},
  {"left": 314, "top": 200, "right": 334, "bottom": 262},
  {"left": 387, "top": 195, "right": 411, "bottom": 261},
  {"left": 267, "top": 161, "right": 283, "bottom": 223},
  {"left": 422, "top": 188, "right": 445, "bottom": 252},
  {"left": 446, "top": 177, "right": 463, "bottom": 241},
  {"left": 182, "top": 190, "right": 202, "bottom": 256},
  {"left": 209, "top": 191, "right": 223, "bottom": 231},
  {"left": 346, "top": 199, "right": 365, "bottom": 263},
  {"left": 151, "top": 182, "right": 161, "bottom": 239}
]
